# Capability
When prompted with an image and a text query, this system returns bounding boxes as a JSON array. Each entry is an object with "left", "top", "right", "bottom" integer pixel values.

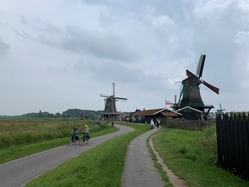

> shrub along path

[{"left": 0, "top": 125, "right": 134, "bottom": 187}]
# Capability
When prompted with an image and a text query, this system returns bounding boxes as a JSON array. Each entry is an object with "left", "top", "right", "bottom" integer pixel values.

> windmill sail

[
  {"left": 202, "top": 80, "right": 219, "bottom": 94},
  {"left": 196, "top": 54, "right": 206, "bottom": 78}
]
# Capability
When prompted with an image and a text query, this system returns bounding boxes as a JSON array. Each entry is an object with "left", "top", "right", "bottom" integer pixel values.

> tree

[{"left": 55, "top": 112, "right": 61, "bottom": 118}]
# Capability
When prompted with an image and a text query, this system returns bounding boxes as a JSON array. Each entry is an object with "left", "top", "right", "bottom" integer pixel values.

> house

[
  {"left": 130, "top": 108, "right": 182, "bottom": 123},
  {"left": 176, "top": 106, "right": 203, "bottom": 120}
]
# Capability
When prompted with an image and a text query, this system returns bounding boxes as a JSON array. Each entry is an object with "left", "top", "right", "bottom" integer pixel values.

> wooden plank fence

[{"left": 216, "top": 113, "right": 249, "bottom": 181}]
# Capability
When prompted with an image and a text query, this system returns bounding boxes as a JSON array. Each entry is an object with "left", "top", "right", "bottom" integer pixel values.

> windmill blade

[
  {"left": 186, "top": 70, "right": 198, "bottom": 78},
  {"left": 174, "top": 81, "right": 182, "bottom": 84},
  {"left": 100, "top": 94, "right": 110, "bottom": 97},
  {"left": 112, "top": 82, "right": 115, "bottom": 97},
  {"left": 201, "top": 80, "right": 219, "bottom": 94},
  {"left": 219, "top": 103, "right": 222, "bottom": 110},
  {"left": 115, "top": 97, "right": 127, "bottom": 101},
  {"left": 219, "top": 103, "right": 225, "bottom": 111},
  {"left": 196, "top": 54, "right": 206, "bottom": 78}
]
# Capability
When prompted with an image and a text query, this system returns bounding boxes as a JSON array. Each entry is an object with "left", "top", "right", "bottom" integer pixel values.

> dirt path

[{"left": 149, "top": 135, "right": 187, "bottom": 187}]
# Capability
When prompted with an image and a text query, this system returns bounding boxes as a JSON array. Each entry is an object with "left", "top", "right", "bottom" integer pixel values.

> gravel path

[{"left": 122, "top": 127, "right": 165, "bottom": 187}]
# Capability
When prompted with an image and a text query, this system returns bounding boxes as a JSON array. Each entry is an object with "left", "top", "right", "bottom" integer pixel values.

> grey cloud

[
  {"left": 74, "top": 59, "right": 142, "bottom": 83},
  {"left": 189, "top": 1, "right": 249, "bottom": 93},
  {"left": 79, "top": 0, "right": 195, "bottom": 23},
  {"left": 20, "top": 14, "right": 27, "bottom": 24},
  {"left": 0, "top": 40, "right": 10, "bottom": 54},
  {"left": 14, "top": 29, "right": 33, "bottom": 40},
  {"left": 39, "top": 25, "right": 142, "bottom": 63}
]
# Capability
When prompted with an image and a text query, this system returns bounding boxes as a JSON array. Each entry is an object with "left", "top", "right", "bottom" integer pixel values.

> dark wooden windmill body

[
  {"left": 100, "top": 83, "right": 127, "bottom": 120},
  {"left": 172, "top": 54, "right": 219, "bottom": 120}
]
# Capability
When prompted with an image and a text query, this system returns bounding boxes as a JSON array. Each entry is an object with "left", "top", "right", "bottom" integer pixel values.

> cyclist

[
  {"left": 82, "top": 125, "right": 90, "bottom": 143},
  {"left": 71, "top": 125, "right": 78, "bottom": 142}
]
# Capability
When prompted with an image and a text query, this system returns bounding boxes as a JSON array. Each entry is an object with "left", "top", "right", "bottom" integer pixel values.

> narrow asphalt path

[
  {"left": 122, "top": 127, "right": 165, "bottom": 187},
  {"left": 0, "top": 124, "right": 134, "bottom": 187}
]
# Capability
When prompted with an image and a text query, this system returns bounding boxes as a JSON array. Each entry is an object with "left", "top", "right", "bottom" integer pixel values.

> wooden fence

[{"left": 216, "top": 113, "right": 249, "bottom": 181}]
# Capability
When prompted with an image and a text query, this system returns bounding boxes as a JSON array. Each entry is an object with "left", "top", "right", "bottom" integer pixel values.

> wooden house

[
  {"left": 176, "top": 106, "right": 203, "bottom": 120},
  {"left": 130, "top": 108, "right": 181, "bottom": 123}
]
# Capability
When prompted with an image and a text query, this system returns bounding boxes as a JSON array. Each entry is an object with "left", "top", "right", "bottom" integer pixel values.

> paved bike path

[
  {"left": 0, "top": 125, "right": 134, "bottom": 187},
  {"left": 122, "top": 127, "right": 164, "bottom": 187}
]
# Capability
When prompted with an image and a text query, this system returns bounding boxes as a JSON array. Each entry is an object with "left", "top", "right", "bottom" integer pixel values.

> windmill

[
  {"left": 172, "top": 54, "right": 219, "bottom": 120},
  {"left": 216, "top": 103, "right": 225, "bottom": 115},
  {"left": 100, "top": 82, "right": 127, "bottom": 119}
]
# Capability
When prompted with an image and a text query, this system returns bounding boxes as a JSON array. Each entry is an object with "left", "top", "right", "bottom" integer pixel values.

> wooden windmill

[
  {"left": 172, "top": 54, "right": 219, "bottom": 120},
  {"left": 100, "top": 82, "right": 127, "bottom": 119}
]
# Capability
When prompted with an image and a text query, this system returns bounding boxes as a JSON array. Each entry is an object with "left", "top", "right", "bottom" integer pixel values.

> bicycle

[
  {"left": 80, "top": 133, "right": 90, "bottom": 145},
  {"left": 68, "top": 133, "right": 82, "bottom": 146}
]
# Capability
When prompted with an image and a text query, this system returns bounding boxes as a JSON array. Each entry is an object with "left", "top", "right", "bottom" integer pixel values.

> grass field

[
  {"left": 152, "top": 124, "right": 249, "bottom": 187},
  {"left": 1, "top": 118, "right": 249, "bottom": 187},
  {"left": 0, "top": 118, "right": 118, "bottom": 164}
]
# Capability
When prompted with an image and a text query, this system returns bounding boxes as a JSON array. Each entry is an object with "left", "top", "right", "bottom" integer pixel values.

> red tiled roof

[
  {"left": 131, "top": 108, "right": 165, "bottom": 116},
  {"left": 161, "top": 112, "right": 178, "bottom": 117}
]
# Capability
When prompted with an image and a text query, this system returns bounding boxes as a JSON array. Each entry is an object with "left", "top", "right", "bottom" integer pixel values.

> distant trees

[
  {"left": 62, "top": 109, "right": 101, "bottom": 118},
  {"left": 20, "top": 109, "right": 103, "bottom": 119},
  {"left": 55, "top": 112, "right": 61, "bottom": 118}
]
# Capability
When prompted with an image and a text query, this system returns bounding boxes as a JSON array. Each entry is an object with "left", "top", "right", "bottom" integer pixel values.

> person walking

[
  {"left": 150, "top": 118, "right": 155, "bottom": 129},
  {"left": 157, "top": 118, "right": 160, "bottom": 128}
]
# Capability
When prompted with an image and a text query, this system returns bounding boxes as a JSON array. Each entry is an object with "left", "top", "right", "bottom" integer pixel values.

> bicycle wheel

[
  {"left": 68, "top": 137, "right": 72, "bottom": 146},
  {"left": 79, "top": 137, "right": 83, "bottom": 146},
  {"left": 85, "top": 137, "right": 89, "bottom": 144}
]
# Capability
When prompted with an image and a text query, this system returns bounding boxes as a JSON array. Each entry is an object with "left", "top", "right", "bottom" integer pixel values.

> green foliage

[
  {"left": 161, "top": 118, "right": 213, "bottom": 130},
  {"left": 152, "top": 124, "right": 249, "bottom": 186},
  {"left": 17, "top": 109, "right": 104, "bottom": 118},
  {"left": 0, "top": 118, "right": 111, "bottom": 149},
  {"left": 0, "top": 119, "right": 118, "bottom": 164},
  {"left": 179, "top": 145, "right": 188, "bottom": 154},
  {"left": 62, "top": 109, "right": 103, "bottom": 118}
]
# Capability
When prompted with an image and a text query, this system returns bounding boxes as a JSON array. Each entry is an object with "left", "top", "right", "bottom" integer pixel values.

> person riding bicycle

[
  {"left": 71, "top": 125, "right": 78, "bottom": 142},
  {"left": 82, "top": 125, "right": 90, "bottom": 143}
]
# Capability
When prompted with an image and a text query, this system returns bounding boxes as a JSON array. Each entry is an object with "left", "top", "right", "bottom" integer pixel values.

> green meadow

[
  {"left": 151, "top": 124, "right": 249, "bottom": 187},
  {"left": 1, "top": 119, "right": 249, "bottom": 187},
  {"left": 0, "top": 118, "right": 118, "bottom": 164}
]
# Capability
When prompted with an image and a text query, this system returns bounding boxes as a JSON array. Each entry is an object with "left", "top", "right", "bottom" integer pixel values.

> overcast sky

[{"left": 0, "top": 0, "right": 249, "bottom": 115}]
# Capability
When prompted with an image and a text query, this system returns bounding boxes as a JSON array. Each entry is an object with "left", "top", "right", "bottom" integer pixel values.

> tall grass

[
  {"left": 0, "top": 118, "right": 118, "bottom": 164},
  {"left": 152, "top": 124, "right": 249, "bottom": 186},
  {"left": 0, "top": 118, "right": 110, "bottom": 148}
]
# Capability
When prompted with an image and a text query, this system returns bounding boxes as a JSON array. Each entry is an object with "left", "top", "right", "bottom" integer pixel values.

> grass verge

[
  {"left": 25, "top": 123, "right": 149, "bottom": 187},
  {"left": 152, "top": 125, "right": 249, "bottom": 187}
]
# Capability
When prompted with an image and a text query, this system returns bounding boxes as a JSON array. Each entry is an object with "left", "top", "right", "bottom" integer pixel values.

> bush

[{"left": 161, "top": 118, "right": 213, "bottom": 130}]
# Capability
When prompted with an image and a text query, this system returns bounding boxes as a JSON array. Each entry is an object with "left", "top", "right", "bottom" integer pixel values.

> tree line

[{"left": 20, "top": 109, "right": 104, "bottom": 118}]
